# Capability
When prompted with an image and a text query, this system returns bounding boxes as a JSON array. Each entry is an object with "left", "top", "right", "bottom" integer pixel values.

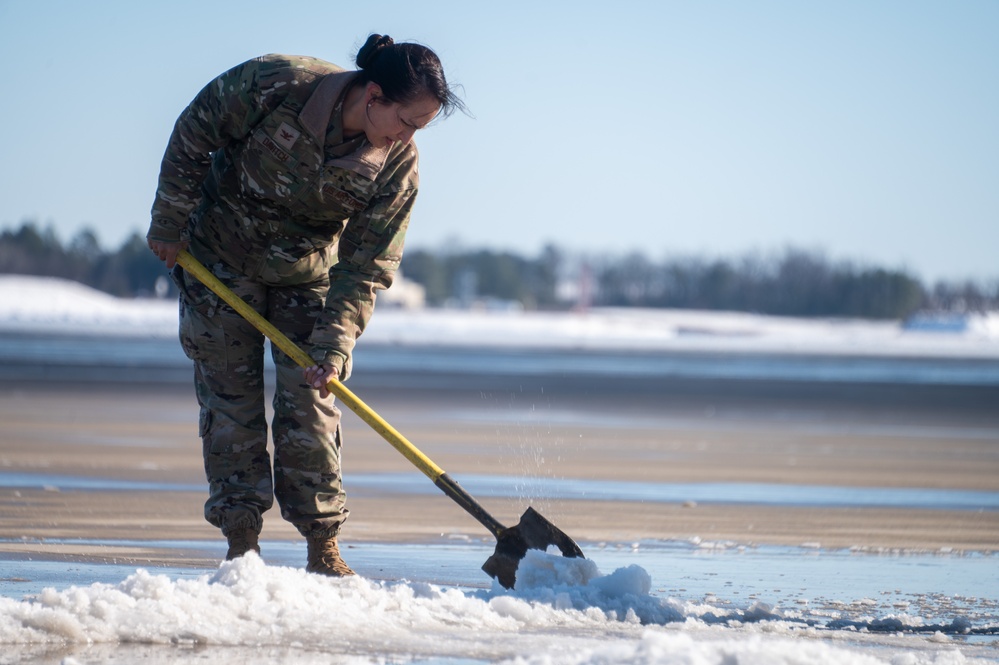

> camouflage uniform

[{"left": 148, "top": 54, "right": 419, "bottom": 539}]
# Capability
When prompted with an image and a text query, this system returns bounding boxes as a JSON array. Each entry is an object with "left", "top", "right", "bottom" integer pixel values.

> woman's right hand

[
  {"left": 305, "top": 364, "right": 339, "bottom": 399},
  {"left": 147, "top": 239, "right": 188, "bottom": 268}
]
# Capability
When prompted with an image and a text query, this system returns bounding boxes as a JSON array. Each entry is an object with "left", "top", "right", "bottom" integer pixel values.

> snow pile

[
  {"left": 0, "top": 553, "right": 985, "bottom": 664},
  {"left": 3, "top": 553, "right": 669, "bottom": 651}
]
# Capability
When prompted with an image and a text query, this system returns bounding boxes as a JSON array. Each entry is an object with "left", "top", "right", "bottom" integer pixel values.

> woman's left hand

[{"left": 304, "top": 364, "right": 338, "bottom": 399}]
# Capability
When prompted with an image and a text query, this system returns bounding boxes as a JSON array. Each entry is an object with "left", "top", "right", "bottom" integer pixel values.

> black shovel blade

[{"left": 481, "top": 506, "right": 585, "bottom": 589}]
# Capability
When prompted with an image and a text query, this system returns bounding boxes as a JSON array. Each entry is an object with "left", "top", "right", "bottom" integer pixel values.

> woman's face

[{"left": 364, "top": 85, "right": 441, "bottom": 149}]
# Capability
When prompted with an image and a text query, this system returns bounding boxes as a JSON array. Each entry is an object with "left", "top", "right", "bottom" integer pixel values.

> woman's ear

[{"left": 366, "top": 82, "right": 384, "bottom": 105}]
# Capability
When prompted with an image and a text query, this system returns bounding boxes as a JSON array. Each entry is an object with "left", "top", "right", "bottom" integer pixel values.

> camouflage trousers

[{"left": 173, "top": 245, "right": 348, "bottom": 539}]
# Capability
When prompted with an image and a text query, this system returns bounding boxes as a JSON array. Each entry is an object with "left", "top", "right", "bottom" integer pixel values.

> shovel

[{"left": 175, "top": 250, "right": 584, "bottom": 588}]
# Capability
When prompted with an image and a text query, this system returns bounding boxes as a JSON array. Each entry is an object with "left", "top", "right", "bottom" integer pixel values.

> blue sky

[{"left": 0, "top": 1, "right": 996, "bottom": 283}]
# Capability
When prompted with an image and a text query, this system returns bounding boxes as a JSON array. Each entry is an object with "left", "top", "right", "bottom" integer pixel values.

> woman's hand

[
  {"left": 147, "top": 238, "right": 189, "bottom": 268},
  {"left": 304, "top": 364, "right": 339, "bottom": 399}
]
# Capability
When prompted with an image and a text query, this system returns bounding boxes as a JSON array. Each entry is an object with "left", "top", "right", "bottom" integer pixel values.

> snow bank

[
  {"left": 1, "top": 275, "right": 997, "bottom": 358},
  {"left": 0, "top": 275, "right": 176, "bottom": 337},
  {"left": 0, "top": 553, "right": 986, "bottom": 664}
]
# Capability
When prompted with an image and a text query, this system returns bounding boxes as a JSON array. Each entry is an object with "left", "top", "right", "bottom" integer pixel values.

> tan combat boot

[
  {"left": 306, "top": 535, "right": 355, "bottom": 577},
  {"left": 225, "top": 528, "right": 260, "bottom": 560}
]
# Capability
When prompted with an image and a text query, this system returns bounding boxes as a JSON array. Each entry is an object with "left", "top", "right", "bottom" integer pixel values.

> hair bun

[{"left": 356, "top": 34, "right": 395, "bottom": 69}]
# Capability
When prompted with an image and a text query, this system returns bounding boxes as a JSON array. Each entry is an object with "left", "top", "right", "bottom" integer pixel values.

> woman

[{"left": 147, "top": 34, "right": 463, "bottom": 576}]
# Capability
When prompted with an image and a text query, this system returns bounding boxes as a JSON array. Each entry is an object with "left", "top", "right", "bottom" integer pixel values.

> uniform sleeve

[
  {"left": 146, "top": 56, "right": 288, "bottom": 243},
  {"left": 307, "top": 151, "right": 419, "bottom": 380}
]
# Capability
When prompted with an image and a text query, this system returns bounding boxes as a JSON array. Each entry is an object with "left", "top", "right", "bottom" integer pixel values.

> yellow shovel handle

[{"left": 175, "top": 250, "right": 446, "bottom": 482}]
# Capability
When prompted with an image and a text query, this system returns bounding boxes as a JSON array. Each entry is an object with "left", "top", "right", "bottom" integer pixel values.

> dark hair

[{"left": 355, "top": 33, "right": 466, "bottom": 118}]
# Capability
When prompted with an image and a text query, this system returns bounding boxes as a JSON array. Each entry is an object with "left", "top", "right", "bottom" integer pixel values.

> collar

[{"left": 299, "top": 70, "right": 390, "bottom": 180}]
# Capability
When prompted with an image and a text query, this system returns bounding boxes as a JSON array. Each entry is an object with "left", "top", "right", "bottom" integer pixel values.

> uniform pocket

[
  {"left": 334, "top": 415, "right": 344, "bottom": 453},
  {"left": 198, "top": 407, "right": 214, "bottom": 438},
  {"left": 238, "top": 125, "right": 308, "bottom": 204},
  {"left": 173, "top": 264, "right": 227, "bottom": 372}
]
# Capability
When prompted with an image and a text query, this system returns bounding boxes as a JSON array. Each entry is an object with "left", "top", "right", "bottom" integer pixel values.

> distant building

[
  {"left": 380, "top": 271, "right": 426, "bottom": 309},
  {"left": 903, "top": 311, "right": 999, "bottom": 337}
]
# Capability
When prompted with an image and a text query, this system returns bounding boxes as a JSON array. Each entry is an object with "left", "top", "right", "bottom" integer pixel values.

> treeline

[
  {"left": 595, "top": 249, "right": 926, "bottom": 319},
  {"left": 2, "top": 221, "right": 997, "bottom": 319},
  {"left": 402, "top": 246, "right": 997, "bottom": 319},
  {"left": 403, "top": 246, "right": 561, "bottom": 310},
  {"left": 0, "top": 222, "right": 167, "bottom": 297}
]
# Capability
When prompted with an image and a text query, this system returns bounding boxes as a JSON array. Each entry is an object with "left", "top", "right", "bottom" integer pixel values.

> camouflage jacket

[{"left": 148, "top": 54, "right": 420, "bottom": 378}]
